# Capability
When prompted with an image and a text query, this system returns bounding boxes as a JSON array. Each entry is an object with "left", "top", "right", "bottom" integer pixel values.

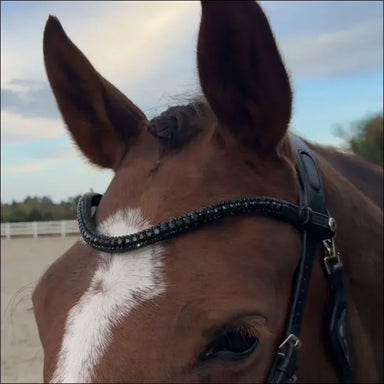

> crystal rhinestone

[
  {"left": 117, "top": 238, "right": 123, "bottom": 245},
  {"left": 139, "top": 233, "right": 145, "bottom": 241},
  {"left": 153, "top": 228, "right": 160, "bottom": 235},
  {"left": 160, "top": 223, "right": 168, "bottom": 231},
  {"left": 146, "top": 229, "right": 153, "bottom": 237},
  {"left": 168, "top": 221, "right": 175, "bottom": 229},
  {"left": 125, "top": 237, "right": 132, "bottom": 244},
  {"left": 183, "top": 216, "right": 190, "bottom": 224},
  {"left": 132, "top": 235, "right": 138, "bottom": 243},
  {"left": 175, "top": 218, "right": 183, "bottom": 227}
]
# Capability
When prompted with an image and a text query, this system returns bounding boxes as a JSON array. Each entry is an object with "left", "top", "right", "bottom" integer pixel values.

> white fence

[{"left": 1, "top": 220, "right": 80, "bottom": 239}]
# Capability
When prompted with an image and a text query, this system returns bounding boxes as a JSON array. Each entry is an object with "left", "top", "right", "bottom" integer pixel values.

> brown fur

[{"left": 33, "top": 2, "right": 383, "bottom": 383}]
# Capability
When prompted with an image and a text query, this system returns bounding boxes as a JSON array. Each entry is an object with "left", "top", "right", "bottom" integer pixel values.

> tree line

[
  {"left": 335, "top": 112, "right": 383, "bottom": 167},
  {"left": 1, "top": 112, "right": 382, "bottom": 223},
  {"left": 1, "top": 195, "right": 81, "bottom": 223}
]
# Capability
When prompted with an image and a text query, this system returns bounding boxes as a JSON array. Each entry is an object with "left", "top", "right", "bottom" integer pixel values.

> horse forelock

[{"left": 148, "top": 99, "right": 214, "bottom": 155}]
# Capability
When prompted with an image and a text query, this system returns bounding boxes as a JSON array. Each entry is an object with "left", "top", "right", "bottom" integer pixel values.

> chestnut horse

[{"left": 32, "top": 1, "right": 383, "bottom": 383}]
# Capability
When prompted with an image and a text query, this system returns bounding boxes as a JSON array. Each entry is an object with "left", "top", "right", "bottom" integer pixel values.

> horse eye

[{"left": 200, "top": 326, "right": 259, "bottom": 362}]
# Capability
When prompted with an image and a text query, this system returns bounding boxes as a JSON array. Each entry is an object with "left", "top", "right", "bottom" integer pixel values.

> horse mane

[
  {"left": 148, "top": 99, "right": 213, "bottom": 154},
  {"left": 310, "top": 143, "right": 383, "bottom": 209}
]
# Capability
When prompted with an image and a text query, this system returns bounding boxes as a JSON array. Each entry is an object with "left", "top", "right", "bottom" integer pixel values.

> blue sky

[{"left": 1, "top": 1, "right": 383, "bottom": 203}]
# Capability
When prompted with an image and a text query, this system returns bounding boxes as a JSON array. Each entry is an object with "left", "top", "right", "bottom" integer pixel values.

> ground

[{"left": 1, "top": 236, "right": 79, "bottom": 383}]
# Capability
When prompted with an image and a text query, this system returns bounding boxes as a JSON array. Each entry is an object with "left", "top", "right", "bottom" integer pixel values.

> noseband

[{"left": 77, "top": 135, "right": 354, "bottom": 383}]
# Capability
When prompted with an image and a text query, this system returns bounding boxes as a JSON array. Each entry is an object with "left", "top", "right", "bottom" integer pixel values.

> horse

[{"left": 32, "top": 1, "right": 383, "bottom": 383}]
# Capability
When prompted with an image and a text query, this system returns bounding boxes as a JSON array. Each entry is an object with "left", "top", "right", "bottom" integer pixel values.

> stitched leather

[{"left": 268, "top": 135, "right": 329, "bottom": 383}]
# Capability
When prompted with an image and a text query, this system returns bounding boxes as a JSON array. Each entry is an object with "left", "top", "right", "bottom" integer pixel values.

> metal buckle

[
  {"left": 328, "top": 217, "right": 337, "bottom": 232},
  {"left": 323, "top": 237, "right": 341, "bottom": 274},
  {"left": 278, "top": 334, "right": 301, "bottom": 357}
]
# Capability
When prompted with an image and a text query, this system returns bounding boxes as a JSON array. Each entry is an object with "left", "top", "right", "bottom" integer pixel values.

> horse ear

[
  {"left": 43, "top": 16, "right": 147, "bottom": 169},
  {"left": 197, "top": 1, "right": 292, "bottom": 151}
]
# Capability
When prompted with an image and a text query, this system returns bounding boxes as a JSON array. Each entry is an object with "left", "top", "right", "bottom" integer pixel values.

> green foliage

[
  {"left": 28, "top": 209, "right": 43, "bottom": 221},
  {"left": 1, "top": 194, "right": 82, "bottom": 223},
  {"left": 9, "top": 209, "right": 28, "bottom": 222},
  {"left": 335, "top": 112, "right": 383, "bottom": 167}
]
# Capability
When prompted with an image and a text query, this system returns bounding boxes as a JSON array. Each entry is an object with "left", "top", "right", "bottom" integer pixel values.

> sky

[{"left": 1, "top": 1, "right": 383, "bottom": 204}]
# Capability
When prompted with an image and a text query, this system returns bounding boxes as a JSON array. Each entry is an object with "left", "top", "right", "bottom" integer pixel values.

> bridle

[{"left": 77, "top": 134, "right": 354, "bottom": 383}]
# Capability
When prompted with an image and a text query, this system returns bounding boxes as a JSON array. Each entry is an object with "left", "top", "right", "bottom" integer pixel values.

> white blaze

[{"left": 51, "top": 208, "right": 166, "bottom": 383}]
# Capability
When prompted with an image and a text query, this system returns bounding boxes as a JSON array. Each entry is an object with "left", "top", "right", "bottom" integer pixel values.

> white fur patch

[{"left": 51, "top": 209, "right": 166, "bottom": 383}]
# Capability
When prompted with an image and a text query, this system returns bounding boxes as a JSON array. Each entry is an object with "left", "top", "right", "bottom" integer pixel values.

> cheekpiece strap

[{"left": 268, "top": 134, "right": 330, "bottom": 383}]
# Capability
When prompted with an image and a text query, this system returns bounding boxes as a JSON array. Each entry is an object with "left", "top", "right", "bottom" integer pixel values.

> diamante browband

[{"left": 77, "top": 193, "right": 334, "bottom": 253}]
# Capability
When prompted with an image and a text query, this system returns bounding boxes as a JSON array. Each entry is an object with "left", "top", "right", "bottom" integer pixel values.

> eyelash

[{"left": 199, "top": 322, "right": 261, "bottom": 363}]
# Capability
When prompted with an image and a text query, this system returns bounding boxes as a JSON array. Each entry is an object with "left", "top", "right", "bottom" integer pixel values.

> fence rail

[{"left": 1, "top": 220, "right": 80, "bottom": 239}]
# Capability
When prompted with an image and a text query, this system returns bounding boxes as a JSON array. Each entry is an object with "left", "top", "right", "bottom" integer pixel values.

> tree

[
  {"left": 9, "top": 209, "right": 28, "bottom": 222},
  {"left": 335, "top": 113, "right": 383, "bottom": 167},
  {"left": 28, "top": 209, "right": 43, "bottom": 221},
  {"left": 41, "top": 196, "right": 54, "bottom": 205}
]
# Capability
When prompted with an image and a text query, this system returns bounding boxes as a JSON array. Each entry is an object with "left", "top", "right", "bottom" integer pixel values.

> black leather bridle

[{"left": 77, "top": 135, "right": 354, "bottom": 383}]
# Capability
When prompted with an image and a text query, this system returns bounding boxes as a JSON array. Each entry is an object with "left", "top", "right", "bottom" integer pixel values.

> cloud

[
  {"left": 2, "top": 162, "right": 53, "bottom": 174},
  {"left": 1, "top": 2, "right": 200, "bottom": 89},
  {"left": 1, "top": 110, "right": 65, "bottom": 143},
  {"left": 67, "top": 2, "right": 200, "bottom": 88},
  {"left": 9, "top": 78, "right": 36, "bottom": 87},
  {"left": 1, "top": 2, "right": 201, "bottom": 121},
  {"left": 0, "top": 49, "right": 31, "bottom": 88},
  {"left": 2, "top": 1, "right": 381, "bottom": 125},
  {"left": 281, "top": 19, "right": 383, "bottom": 78},
  {"left": 1, "top": 145, "right": 85, "bottom": 174},
  {"left": 1, "top": 84, "right": 59, "bottom": 119}
]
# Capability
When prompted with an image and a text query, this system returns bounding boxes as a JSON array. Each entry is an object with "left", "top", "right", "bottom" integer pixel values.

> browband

[{"left": 77, "top": 194, "right": 334, "bottom": 253}]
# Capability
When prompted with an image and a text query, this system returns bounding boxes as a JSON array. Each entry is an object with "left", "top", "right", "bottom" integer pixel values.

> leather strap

[
  {"left": 268, "top": 135, "right": 329, "bottom": 383},
  {"left": 324, "top": 249, "right": 354, "bottom": 383}
]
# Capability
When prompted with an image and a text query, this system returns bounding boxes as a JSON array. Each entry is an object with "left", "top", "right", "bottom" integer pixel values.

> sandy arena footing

[{"left": 1, "top": 236, "right": 80, "bottom": 383}]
